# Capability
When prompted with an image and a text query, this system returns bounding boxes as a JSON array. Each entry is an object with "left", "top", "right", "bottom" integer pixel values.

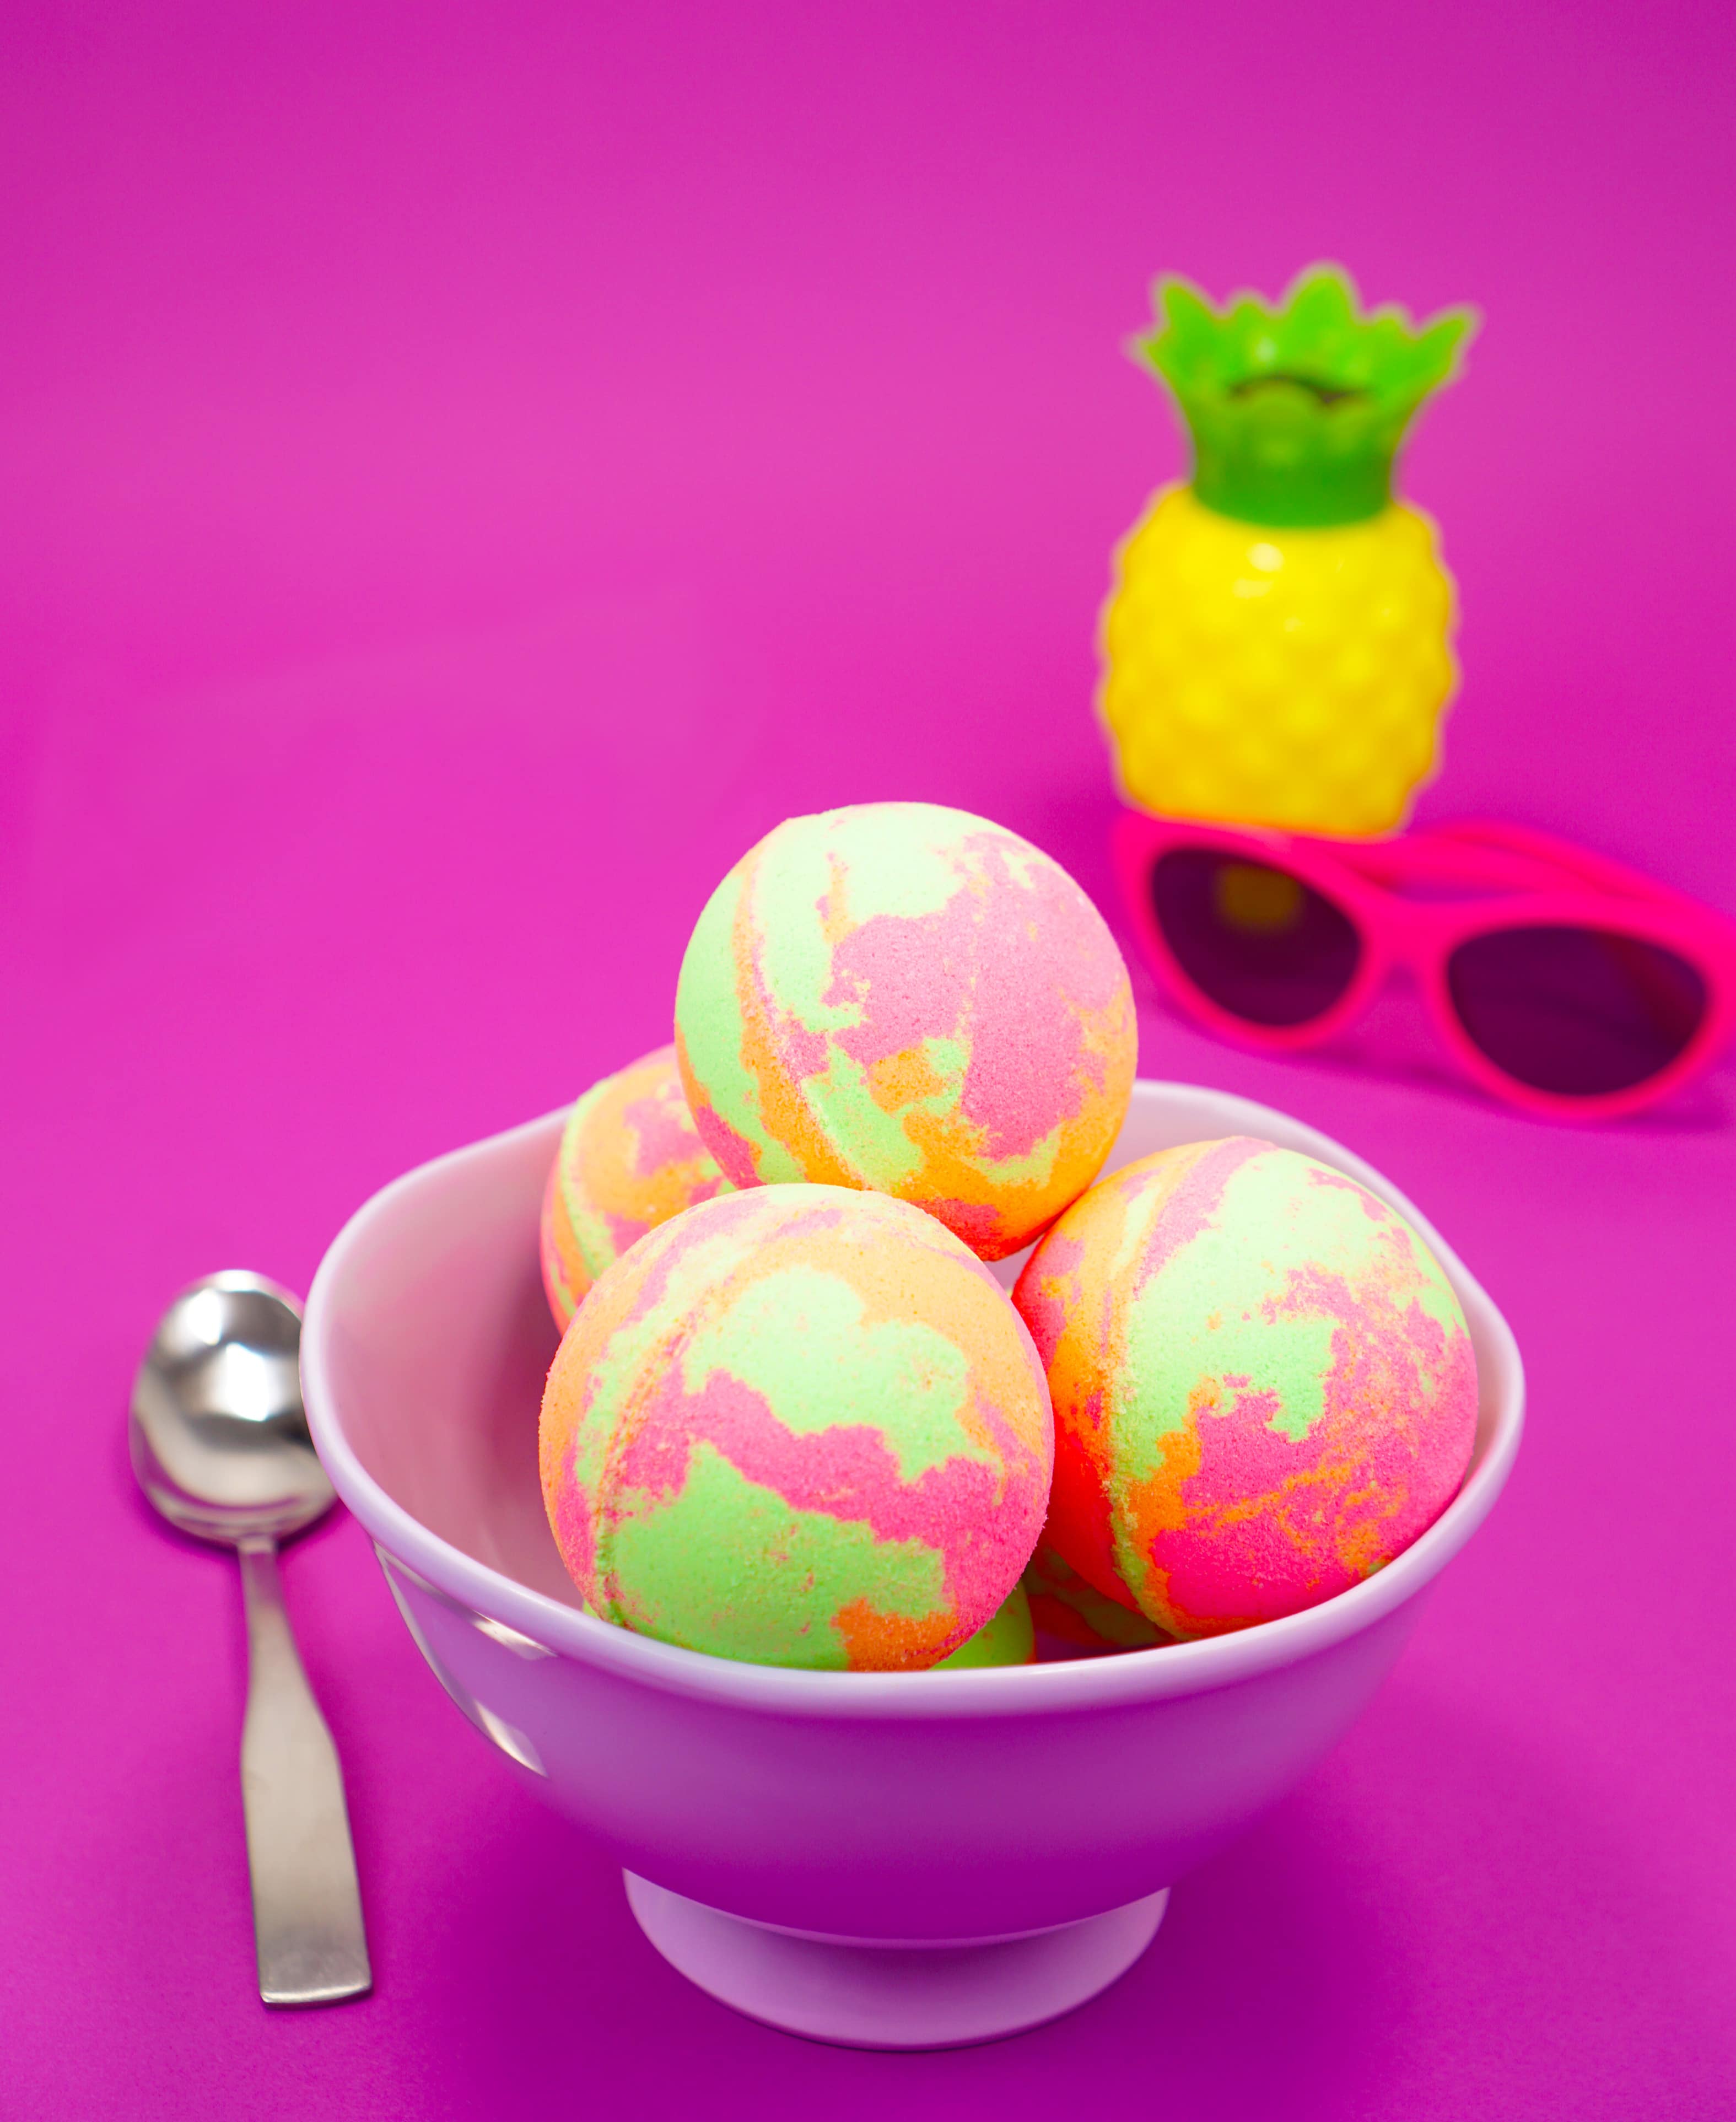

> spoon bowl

[{"left": 131, "top": 1270, "right": 334, "bottom": 1546}]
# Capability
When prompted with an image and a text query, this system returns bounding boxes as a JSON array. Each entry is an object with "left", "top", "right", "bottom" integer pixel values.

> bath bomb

[
  {"left": 934, "top": 1583, "right": 1037, "bottom": 1668},
  {"left": 540, "top": 1183, "right": 1054, "bottom": 1671},
  {"left": 675, "top": 802, "right": 1136, "bottom": 1262},
  {"left": 1013, "top": 1137, "right": 1478, "bottom": 1638},
  {"left": 1021, "top": 1543, "right": 1169, "bottom": 1656},
  {"left": 540, "top": 1044, "right": 732, "bottom": 1328}
]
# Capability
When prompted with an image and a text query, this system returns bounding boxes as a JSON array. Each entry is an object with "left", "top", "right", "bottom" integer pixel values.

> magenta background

[{"left": 3, "top": 2, "right": 1733, "bottom": 2114}]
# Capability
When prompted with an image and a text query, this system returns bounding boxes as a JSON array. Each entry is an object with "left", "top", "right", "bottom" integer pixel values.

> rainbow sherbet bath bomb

[
  {"left": 674, "top": 802, "right": 1136, "bottom": 1262},
  {"left": 540, "top": 1044, "right": 732, "bottom": 1328},
  {"left": 540, "top": 1183, "right": 1054, "bottom": 1670},
  {"left": 1013, "top": 1137, "right": 1477, "bottom": 1638}
]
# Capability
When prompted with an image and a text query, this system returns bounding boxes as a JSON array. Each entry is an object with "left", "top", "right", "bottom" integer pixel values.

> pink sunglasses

[{"left": 1112, "top": 812, "right": 1736, "bottom": 1119}]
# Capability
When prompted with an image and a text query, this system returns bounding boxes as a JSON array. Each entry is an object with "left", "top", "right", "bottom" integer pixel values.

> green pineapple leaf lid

[{"left": 1133, "top": 264, "right": 1476, "bottom": 528}]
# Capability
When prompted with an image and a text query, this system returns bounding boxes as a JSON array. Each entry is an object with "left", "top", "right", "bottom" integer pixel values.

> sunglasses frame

[{"left": 1113, "top": 811, "right": 1736, "bottom": 1120}]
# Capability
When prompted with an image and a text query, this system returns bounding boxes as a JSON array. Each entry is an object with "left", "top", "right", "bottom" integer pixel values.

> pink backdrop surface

[{"left": 3, "top": 2, "right": 1733, "bottom": 2115}]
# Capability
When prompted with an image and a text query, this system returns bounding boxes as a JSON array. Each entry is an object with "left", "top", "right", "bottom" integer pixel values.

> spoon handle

[{"left": 236, "top": 1537, "right": 373, "bottom": 2005}]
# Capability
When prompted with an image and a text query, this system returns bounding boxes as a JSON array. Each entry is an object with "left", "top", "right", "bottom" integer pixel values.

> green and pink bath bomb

[
  {"left": 540, "top": 1183, "right": 1054, "bottom": 1670},
  {"left": 674, "top": 802, "right": 1136, "bottom": 1262},
  {"left": 540, "top": 1044, "right": 731, "bottom": 1328},
  {"left": 1014, "top": 1137, "right": 1478, "bottom": 1639}
]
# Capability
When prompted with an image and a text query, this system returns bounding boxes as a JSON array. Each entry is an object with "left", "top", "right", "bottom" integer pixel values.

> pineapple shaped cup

[{"left": 1101, "top": 266, "right": 1476, "bottom": 837}]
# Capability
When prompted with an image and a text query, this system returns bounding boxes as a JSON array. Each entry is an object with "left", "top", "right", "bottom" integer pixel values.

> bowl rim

[{"left": 303, "top": 1079, "right": 1524, "bottom": 1722}]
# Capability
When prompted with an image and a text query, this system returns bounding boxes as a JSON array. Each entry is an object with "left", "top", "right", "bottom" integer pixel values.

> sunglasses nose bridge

[{"left": 1378, "top": 896, "right": 1454, "bottom": 974}]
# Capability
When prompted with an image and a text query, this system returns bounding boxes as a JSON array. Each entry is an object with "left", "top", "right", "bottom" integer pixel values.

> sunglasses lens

[
  {"left": 1150, "top": 848, "right": 1362, "bottom": 1027},
  {"left": 1447, "top": 925, "right": 1707, "bottom": 1096}
]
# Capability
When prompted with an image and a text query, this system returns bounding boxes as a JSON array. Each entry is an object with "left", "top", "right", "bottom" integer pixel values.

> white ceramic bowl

[{"left": 303, "top": 1080, "right": 1523, "bottom": 2049}]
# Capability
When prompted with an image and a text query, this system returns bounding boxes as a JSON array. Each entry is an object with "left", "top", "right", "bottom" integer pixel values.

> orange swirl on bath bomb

[
  {"left": 539, "top": 1184, "right": 1054, "bottom": 1671},
  {"left": 1013, "top": 1138, "right": 1477, "bottom": 1638},
  {"left": 674, "top": 802, "right": 1136, "bottom": 1261},
  {"left": 540, "top": 1044, "right": 732, "bottom": 1329}
]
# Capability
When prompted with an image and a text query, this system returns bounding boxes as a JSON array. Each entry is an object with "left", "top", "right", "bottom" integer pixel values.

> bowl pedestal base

[{"left": 623, "top": 1873, "right": 1169, "bottom": 2049}]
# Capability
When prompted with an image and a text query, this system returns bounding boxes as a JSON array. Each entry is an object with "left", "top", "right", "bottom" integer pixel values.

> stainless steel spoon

[{"left": 130, "top": 1270, "right": 371, "bottom": 2006}]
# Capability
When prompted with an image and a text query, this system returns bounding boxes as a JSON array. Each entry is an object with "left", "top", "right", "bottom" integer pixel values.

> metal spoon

[{"left": 130, "top": 1270, "right": 371, "bottom": 2006}]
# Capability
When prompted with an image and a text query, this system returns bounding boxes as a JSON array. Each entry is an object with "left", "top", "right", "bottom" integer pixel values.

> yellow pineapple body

[{"left": 1101, "top": 484, "right": 1457, "bottom": 838}]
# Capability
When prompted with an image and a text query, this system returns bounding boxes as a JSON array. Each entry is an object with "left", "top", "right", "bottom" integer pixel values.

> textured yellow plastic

[{"left": 1100, "top": 483, "right": 1457, "bottom": 837}]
